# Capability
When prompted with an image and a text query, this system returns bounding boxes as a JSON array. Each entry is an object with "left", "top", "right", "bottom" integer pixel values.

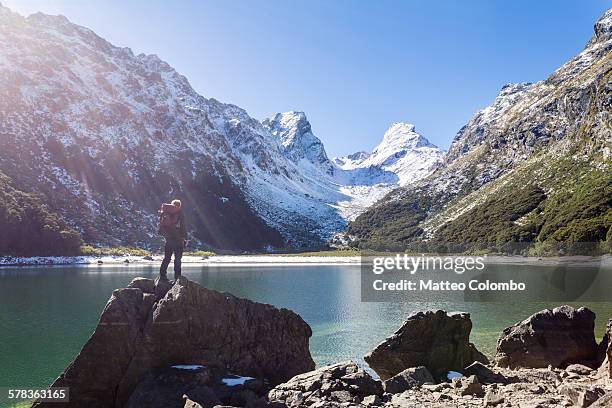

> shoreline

[{"left": 0, "top": 253, "right": 609, "bottom": 268}]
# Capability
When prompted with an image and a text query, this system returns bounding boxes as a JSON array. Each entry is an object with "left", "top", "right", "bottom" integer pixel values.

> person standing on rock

[{"left": 158, "top": 199, "right": 187, "bottom": 281}]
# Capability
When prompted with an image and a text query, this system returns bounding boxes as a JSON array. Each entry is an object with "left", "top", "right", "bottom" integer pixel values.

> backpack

[{"left": 159, "top": 203, "right": 180, "bottom": 228}]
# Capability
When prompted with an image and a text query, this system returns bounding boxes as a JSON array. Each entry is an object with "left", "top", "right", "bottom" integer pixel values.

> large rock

[
  {"left": 267, "top": 361, "right": 383, "bottom": 407},
  {"left": 494, "top": 305, "right": 597, "bottom": 369},
  {"left": 463, "top": 361, "right": 507, "bottom": 384},
  {"left": 451, "top": 374, "right": 484, "bottom": 397},
  {"left": 590, "top": 391, "right": 612, "bottom": 408},
  {"left": 364, "top": 310, "right": 488, "bottom": 380},
  {"left": 558, "top": 384, "right": 606, "bottom": 408},
  {"left": 383, "top": 366, "right": 434, "bottom": 393},
  {"left": 34, "top": 277, "right": 315, "bottom": 407},
  {"left": 597, "top": 319, "right": 612, "bottom": 383},
  {"left": 126, "top": 365, "right": 270, "bottom": 408},
  {"left": 126, "top": 366, "right": 221, "bottom": 408}
]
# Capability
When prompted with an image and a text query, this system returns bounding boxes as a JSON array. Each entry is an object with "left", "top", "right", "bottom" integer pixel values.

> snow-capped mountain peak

[
  {"left": 593, "top": 9, "right": 612, "bottom": 43},
  {"left": 373, "top": 122, "right": 434, "bottom": 158},
  {"left": 328, "top": 121, "right": 443, "bottom": 220},
  {"left": 349, "top": 122, "right": 443, "bottom": 184},
  {"left": 262, "top": 111, "right": 332, "bottom": 171}
]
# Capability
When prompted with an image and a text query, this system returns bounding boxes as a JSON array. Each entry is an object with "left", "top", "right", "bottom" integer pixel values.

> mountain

[
  {"left": 263, "top": 111, "right": 334, "bottom": 175},
  {"left": 348, "top": 9, "right": 612, "bottom": 254},
  {"left": 0, "top": 4, "right": 295, "bottom": 251},
  {"left": 334, "top": 122, "right": 443, "bottom": 186},
  {"left": 253, "top": 113, "right": 443, "bottom": 241},
  {"left": 0, "top": 5, "right": 442, "bottom": 253},
  {"left": 332, "top": 123, "right": 444, "bottom": 219}
]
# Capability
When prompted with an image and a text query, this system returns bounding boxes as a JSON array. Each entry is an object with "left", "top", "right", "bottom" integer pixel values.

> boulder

[
  {"left": 590, "top": 391, "right": 612, "bottom": 407},
  {"left": 494, "top": 305, "right": 597, "bottom": 369},
  {"left": 597, "top": 319, "right": 612, "bottom": 382},
  {"left": 364, "top": 310, "right": 488, "bottom": 380},
  {"left": 127, "top": 276, "right": 156, "bottom": 293},
  {"left": 566, "top": 364, "right": 594, "bottom": 376},
  {"left": 383, "top": 366, "right": 434, "bottom": 393},
  {"left": 126, "top": 366, "right": 221, "bottom": 408},
  {"left": 484, "top": 389, "right": 505, "bottom": 406},
  {"left": 183, "top": 398, "right": 203, "bottom": 408},
  {"left": 361, "top": 394, "right": 382, "bottom": 407},
  {"left": 557, "top": 384, "right": 605, "bottom": 408},
  {"left": 33, "top": 277, "right": 315, "bottom": 408},
  {"left": 267, "top": 361, "right": 383, "bottom": 406},
  {"left": 463, "top": 361, "right": 507, "bottom": 384},
  {"left": 128, "top": 367, "right": 271, "bottom": 408},
  {"left": 452, "top": 375, "right": 484, "bottom": 397}
]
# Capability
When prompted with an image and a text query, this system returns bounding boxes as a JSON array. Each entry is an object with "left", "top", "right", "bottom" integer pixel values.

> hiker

[{"left": 159, "top": 199, "right": 187, "bottom": 281}]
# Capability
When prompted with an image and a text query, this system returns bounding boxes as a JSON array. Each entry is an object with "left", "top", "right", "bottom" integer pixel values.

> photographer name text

[{"left": 372, "top": 279, "right": 526, "bottom": 292}]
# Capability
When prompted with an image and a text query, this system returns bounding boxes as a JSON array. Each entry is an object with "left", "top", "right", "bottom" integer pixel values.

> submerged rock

[
  {"left": 364, "top": 310, "right": 488, "bottom": 380},
  {"left": 494, "top": 305, "right": 597, "bottom": 369},
  {"left": 33, "top": 277, "right": 315, "bottom": 408}
]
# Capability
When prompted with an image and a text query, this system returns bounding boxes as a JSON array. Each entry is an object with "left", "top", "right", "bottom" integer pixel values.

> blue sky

[{"left": 4, "top": 0, "right": 611, "bottom": 156}]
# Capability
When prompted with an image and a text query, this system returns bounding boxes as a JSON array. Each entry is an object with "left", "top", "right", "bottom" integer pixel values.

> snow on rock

[
  {"left": 221, "top": 375, "right": 255, "bottom": 386},
  {"left": 334, "top": 123, "right": 444, "bottom": 186},
  {"left": 172, "top": 365, "right": 205, "bottom": 370},
  {"left": 359, "top": 122, "right": 444, "bottom": 185},
  {"left": 332, "top": 151, "right": 370, "bottom": 169},
  {"left": 258, "top": 113, "right": 444, "bottom": 226},
  {"left": 263, "top": 111, "right": 334, "bottom": 174}
]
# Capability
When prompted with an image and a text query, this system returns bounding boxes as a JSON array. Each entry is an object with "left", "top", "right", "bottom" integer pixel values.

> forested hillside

[{"left": 0, "top": 172, "right": 82, "bottom": 256}]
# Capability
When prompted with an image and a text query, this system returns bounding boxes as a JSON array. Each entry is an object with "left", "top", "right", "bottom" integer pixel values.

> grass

[
  {"left": 265, "top": 249, "right": 362, "bottom": 257},
  {"left": 5, "top": 402, "right": 33, "bottom": 408},
  {"left": 80, "top": 245, "right": 152, "bottom": 257},
  {"left": 80, "top": 245, "right": 216, "bottom": 258},
  {"left": 183, "top": 250, "right": 216, "bottom": 257}
]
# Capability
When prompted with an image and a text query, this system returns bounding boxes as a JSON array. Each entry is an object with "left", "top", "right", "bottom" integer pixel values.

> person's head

[{"left": 171, "top": 199, "right": 182, "bottom": 209}]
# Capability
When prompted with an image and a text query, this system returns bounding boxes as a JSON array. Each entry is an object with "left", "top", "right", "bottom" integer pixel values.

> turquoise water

[{"left": 1, "top": 263, "right": 611, "bottom": 392}]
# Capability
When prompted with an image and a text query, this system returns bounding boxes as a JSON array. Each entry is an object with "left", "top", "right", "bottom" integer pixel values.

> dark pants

[{"left": 160, "top": 241, "right": 184, "bottom": 280}]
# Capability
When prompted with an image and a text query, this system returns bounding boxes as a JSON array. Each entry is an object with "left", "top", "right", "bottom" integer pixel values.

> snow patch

[{"left": 222, "top": 375, "right": 255, "bottom": 387}]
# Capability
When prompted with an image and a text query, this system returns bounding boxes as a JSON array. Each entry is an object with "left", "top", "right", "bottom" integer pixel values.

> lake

[{"left": 1, "top": 262, "right": 611, "bottom": 391}]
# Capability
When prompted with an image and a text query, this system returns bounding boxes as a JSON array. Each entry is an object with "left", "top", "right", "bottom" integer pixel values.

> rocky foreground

[{"left": 34, "top": 278, "right": 612, "bottom": 408}]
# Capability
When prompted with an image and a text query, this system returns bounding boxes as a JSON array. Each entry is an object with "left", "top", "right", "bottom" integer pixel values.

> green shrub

[
  {"left": 0, "top": 172, "right": 83, "bottom": 256},
  {"left": 433, "top": 185, "right": 546, "bottom": 248}
]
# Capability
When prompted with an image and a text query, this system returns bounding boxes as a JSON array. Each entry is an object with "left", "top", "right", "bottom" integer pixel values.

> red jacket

[{"left": 159, "top": 204, "right": 186, "bottom": 244}]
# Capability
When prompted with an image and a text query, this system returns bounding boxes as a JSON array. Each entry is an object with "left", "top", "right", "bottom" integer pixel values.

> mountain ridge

[
  {"left": 0, "top": 4, "right": 442, "bottom": 253},
  {"left": 348, "top": 9, "right": 612, "bottom": 254}
]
